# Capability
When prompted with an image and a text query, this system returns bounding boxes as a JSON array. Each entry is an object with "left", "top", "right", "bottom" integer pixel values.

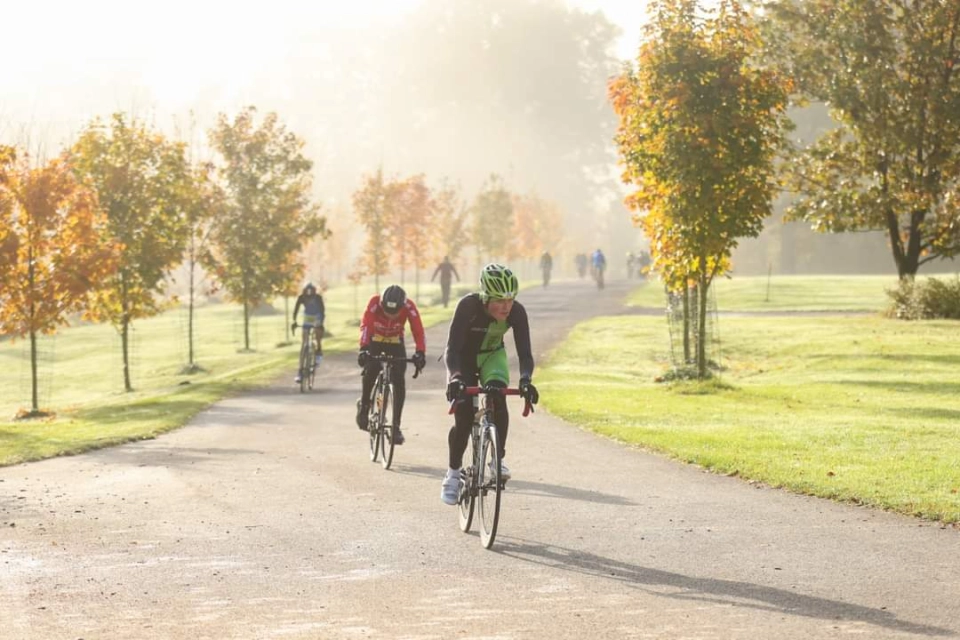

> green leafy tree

[
  {"left": 181, "top": 161, "right": 225, "bottom": 371},
  {"left": 0, "top": 150, "right": 118, "bottom": 414},
  {"left": 71, "top": 113, "right": 193, "bottom": 392},
  {"left": 353, "top": 167, "right": 391, "bottom": 292},
  {"left": 207, "top": 106, "right": 325, "bottom": 351},
  {"left": 610, "top": 0, "right": 791, "bottom": 378},
  {"left": 762, "top": 0, "right": 960, "bottom": 279},
  {"left": 472, "top": 173, "right": 513, "bottom": 265}
]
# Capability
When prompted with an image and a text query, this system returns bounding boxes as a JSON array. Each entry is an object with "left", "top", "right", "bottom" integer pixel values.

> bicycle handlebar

[
  {"left": 364, "top": 353, "right": 423, "bottom": 379},
  {"left": 447, "top": 386, "right": 534, "bottom": 417}
]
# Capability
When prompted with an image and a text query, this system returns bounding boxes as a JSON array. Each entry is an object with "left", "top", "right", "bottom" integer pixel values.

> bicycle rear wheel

[
  {"left": 478, "top": 424, "right": 502, "bottom": 549},
  {"left": 380, "top": 383, "right": 396, "bottom": 470},
  {"left": 307, "top": 341, "right": 317, "bottom": 390},
  {"left": 368, "top": 377, "right": 383, "bottom": 462}
]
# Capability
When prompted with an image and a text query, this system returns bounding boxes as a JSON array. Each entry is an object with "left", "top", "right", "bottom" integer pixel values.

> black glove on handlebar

[
  {"left": 291, "top": 322, "right": 298, "bottom": 332},
  {"left": 519, "top": 377, "right": 539, "bottom": 405},
  {"left": 412, "top": 350, "right": 426, "bottom": 371},
  {"left": 357, "top": 349, "right": 368, "bottom": 368},
  {"left": 446, "top": 376, "right": 465, "bottom": 402}
]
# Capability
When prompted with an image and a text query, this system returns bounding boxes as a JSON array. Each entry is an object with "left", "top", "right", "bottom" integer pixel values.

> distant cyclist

[
  {"left": 539, "top": 251, "right": 553, "bottom": 287},
  {"left": 575, "top": 253, "right": 588, "bottom": 279},
  {"left": 591, "top": 248, "right": 607, "bottom": 289},
  {"left": 292, "top": 282, "right": 325, "bottom": 384},
  {"left": 440, "top": 263, "right": 539, "bottom": 505},
  {"left": 431, "top": 256, "right": 461, "bottom": 308},
  {"left": 356, "top": 285, "right": 427, "bottom": 446}
]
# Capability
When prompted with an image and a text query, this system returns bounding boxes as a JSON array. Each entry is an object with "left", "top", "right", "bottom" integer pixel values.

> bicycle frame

[
  {"left": 293, "top": 324, "right": 319, "bottom": 392},
  {"left": 364, "top": 353, "right": 421, "bottom": 470}
]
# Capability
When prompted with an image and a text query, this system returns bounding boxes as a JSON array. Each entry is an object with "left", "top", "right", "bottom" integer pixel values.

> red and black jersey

[{"left": 359, "top": 295, "right": 426, "bottom": 352}]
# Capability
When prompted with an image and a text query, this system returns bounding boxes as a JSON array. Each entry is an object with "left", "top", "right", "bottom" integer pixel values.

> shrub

[{"left": 885, "top": 276, "right": 960, "bottom": 320}]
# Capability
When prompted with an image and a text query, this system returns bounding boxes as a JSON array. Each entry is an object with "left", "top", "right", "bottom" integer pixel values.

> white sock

[{"left": 446, "top": 467, "right": 461, "bottom": 478}]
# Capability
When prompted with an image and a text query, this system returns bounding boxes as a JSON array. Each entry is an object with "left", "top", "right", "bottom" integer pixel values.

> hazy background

[{"left": 0, "top": 0, "right": 900, "bottom": 278}]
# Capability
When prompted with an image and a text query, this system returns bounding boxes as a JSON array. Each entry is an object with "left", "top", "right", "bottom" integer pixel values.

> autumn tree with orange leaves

[
  {"left": 388, "top": 174, "right": 434, "bottom": 297},
  {"left": 609, "top": 0, "right": 791, "bottom": 378},
  {"left": 0, "top": 150, "right": 118, "bottom": 416},
  {"left": 510, "top": 193, "right": 564, "bottom": 262}
]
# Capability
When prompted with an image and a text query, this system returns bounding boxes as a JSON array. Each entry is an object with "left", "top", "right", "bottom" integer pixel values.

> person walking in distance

[
  {"left": 539, "top": 250, "right": 553, "bottom": 287},
  {"left": 431, "top": 256, "right": 461, "bottom": 308},
  {"left": 439, "top": 263, "right": 539, "bottom": 505},
  {"left": 356, "top": 285, "right": 427, "bottom": 445}
]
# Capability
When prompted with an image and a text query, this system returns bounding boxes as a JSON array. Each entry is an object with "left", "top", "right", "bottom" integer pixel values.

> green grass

[
  {"left": 628, "top": 274, "right": 901, "bottom": 311},
  {"left": 539, "top": 313, "right": 960, "bottom": 523},
  {"left": 0, "top": 280, "right": 459, "bottom": 466}
]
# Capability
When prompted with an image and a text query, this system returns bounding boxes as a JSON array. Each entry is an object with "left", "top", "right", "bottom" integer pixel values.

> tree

[
  {"left": 762, "top": 0, "right": 960, "bottom": 279},
  {"left": 511, "top": 193, "right": 565, "bottom": 261},
  {"left": 353, "top": 167, "right": 391, "bottom": 292},
  {"left": 609, "top": 0, "right": 791, "bottom": 378},
  {"left": 432, "top": 178, "right": 471, "bottom": 266},
  {"left": 71, "top": 113, "right": 193, "bottom": 392},
  {"left": 380, "top": 0, "right": 621, "bottom": 239},
  {"left": 387, "top": 174, "right": 434, "bottom": 297},
  {"left": 206, "top": 106, "right": 325, "bottom": 351},
  {"left": 181, "top": 161, "right": 225, "bottom": 372},
  {"left": 0, "top": 150, "right": 118, "bottom": 414},
  {"left": 472, "top": 174, "right": 513, "bottom": 264}
]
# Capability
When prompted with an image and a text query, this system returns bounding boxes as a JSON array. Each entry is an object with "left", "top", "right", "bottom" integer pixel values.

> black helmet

[
  {"left": 381, "top": 284, "right": 406, "bottom": 314},
  {"left": 304, "top": 282, "right": 316, "bottom": 294}
]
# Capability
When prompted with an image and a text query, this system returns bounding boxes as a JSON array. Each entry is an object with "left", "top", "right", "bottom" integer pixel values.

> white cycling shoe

[{"left": 440, "top": 470, "right": 461, "bottom": 506}]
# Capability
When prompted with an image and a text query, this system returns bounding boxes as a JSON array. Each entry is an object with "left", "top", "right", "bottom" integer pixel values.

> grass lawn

[
  {"left": 0, "top": 280, "right": 460, "bottom": 466},
  {"left": 538, "top": 312, "right": 960, "bottom": 524},
  {"left": 627, "top": 274, "right": 902, "bottom": 311}
]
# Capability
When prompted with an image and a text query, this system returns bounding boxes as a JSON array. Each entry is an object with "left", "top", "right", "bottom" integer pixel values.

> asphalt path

[{"left": 2, "top": 277, "right": 959, "bottom": 639}]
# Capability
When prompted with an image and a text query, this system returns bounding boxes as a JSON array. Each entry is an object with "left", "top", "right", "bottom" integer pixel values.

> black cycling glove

[
  {"left": 357, "top": 349, "right": 368, "bottom": 368},
  {"left": 519, "top": 377, "right": 539, "bottom": 405},
  {"left": 446, "top": 376, "right": 465, "bottom": 402},
  {"left": 412, "top": 350, "right": 426, "bottom": 371}
]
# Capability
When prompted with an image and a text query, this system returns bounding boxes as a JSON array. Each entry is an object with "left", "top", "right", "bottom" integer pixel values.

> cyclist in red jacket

[{"left": 356, "top": 285, "right": 427, "bottom": 445}]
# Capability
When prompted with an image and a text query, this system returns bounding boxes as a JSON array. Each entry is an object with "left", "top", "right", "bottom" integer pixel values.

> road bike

[
  {"left": 449, "top": 385, "right": 533, "bottom": 549},
  {"left": 365, "top": 353, "right": 422, "bottom": 470},
  {"left": 293, "top": 323, "right": 320, "bottom": 393}
]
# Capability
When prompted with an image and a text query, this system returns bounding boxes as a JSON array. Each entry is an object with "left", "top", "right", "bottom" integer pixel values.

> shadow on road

[
  {"left": 494, "top": 537, "right": 952, "bottom": 637},
  {"left": 391, "top": 464, "right": 636, "bottom": 506}
]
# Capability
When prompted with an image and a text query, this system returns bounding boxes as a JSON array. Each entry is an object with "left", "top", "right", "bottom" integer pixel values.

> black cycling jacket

[{"left": 444, "top": 293, "right": 534, "bottom": 381}]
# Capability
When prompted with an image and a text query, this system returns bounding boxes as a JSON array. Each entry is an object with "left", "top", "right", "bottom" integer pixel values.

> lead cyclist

[{"left": 440, "top": 263, "right": 539, "bottom": 505}]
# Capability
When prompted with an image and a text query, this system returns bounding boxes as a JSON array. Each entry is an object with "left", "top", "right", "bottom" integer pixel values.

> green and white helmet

[{"left": 479, "top": 263, "right": 518, "bottom": 302}]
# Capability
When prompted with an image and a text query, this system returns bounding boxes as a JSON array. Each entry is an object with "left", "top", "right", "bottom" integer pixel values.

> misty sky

[{"left": 2, "top": 1, "right": 647, "bottom": 137}]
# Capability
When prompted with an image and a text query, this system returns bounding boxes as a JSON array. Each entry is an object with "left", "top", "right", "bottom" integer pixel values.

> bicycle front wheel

[
  {"left": 458, "top": 464, "right": 475, "bottom": 533},
  {"left": 380, "top": 383, "right": 396, "bottom": 470},
  {"left": 299, "top": 342, "right": 309, "bottom": 393},
  {"left": 368, "top": 377, "right": 383, "bottom": 462},
  {"left": 478, "top": 425, "right": 502, "bottom": 549}
]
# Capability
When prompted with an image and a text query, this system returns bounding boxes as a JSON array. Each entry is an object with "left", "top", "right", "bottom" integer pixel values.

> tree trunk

[
  {"left": 188, "top": 260, "right": 196, "bottom": 366},
  {"left": 697, "top": 276, "right": 709, "bottom": 380},
  {"left": 243, "top": 301, "right": 251, "bottom": 352},
  {"left": 682, "top": 286, "right": 691, "bottom": 364},
  {"left": 30, "top": 328, "right": 39, "bottom": 412},
  {"left": 122, "top": 317, "right": 132, "bottom": 392}
]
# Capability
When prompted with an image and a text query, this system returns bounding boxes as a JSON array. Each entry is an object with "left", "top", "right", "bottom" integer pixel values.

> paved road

[{"left": 2, "top": 278, "right": 958, "bottom": 639}]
